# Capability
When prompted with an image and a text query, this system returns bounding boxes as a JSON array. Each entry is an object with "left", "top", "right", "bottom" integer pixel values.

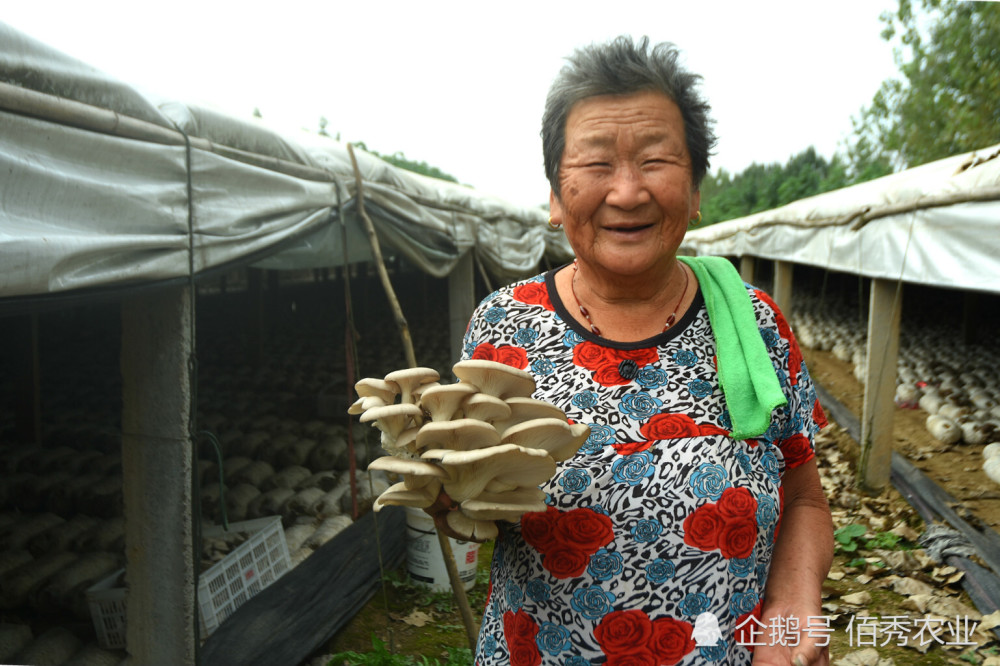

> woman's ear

[
  {"left": 690, "top": 190, "right": 701, "bottom": 219},
  {"left": 549, "top": 190, "right": 563, "bottom": 225}
]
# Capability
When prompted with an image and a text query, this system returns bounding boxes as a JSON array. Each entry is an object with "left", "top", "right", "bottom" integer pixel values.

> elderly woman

[{"left": 442, "top": 36, "right": 832, "bottom": 666}]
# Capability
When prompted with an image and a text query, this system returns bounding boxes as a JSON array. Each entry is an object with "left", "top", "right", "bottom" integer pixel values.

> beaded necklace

[{"left": 570, "top": 259, "right": 689, "bottom": 337}]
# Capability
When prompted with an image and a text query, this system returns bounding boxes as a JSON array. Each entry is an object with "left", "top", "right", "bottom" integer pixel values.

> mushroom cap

[
  {"left": 384, "top": 367, "right": 441, "bottom": 403},
  {"left": 354, "top": 377, "right": 399, "bottom": 403},
  {"left": 418, "top": 383, "right": 479, "bottom": 422},
  {"left": 348, "top": 394, "right": 388, "bottom": 416},
  {"left": 360, "top": 403, "right": 423, "bottom": 441},
  {"left": 438, "top": 443, "right": 556, "bottom": 502},
  {"left": 461, "top": 393, "right": 513, "bottom": 423},
  {"left": 373, "top": 481, "right": 438, "bottom": 511},
  {"left": 500, "top": 418, "right": 591, "bottom": 463},
  {"left": 446, "top": 509, "right": 499, "bottom": 541},
  {"left": 459, "top": 487, "right": 547, "bottom": 522},
  {"left": 412, "top": 381, "right": 441, "bottom": 402},
  {"left": 415, "top": 418, "right": 500, "bottom": 452},
  {"left": 367, "top": 456, "right": 448, "bottom": 489},
  {"left": 493, "top": 397, "right": 568, "bottom": 435},
  {"left": 452, "top": 360, "right": 536, "bottom": 400}
]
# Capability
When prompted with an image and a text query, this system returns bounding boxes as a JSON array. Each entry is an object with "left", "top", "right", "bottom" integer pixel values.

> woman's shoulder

[{"left": 474, "top": 269, "right": 554, "bottom": 311}]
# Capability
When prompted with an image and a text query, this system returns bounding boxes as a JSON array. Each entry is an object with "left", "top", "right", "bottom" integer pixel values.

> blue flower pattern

[
  {"left": 728, "top": 556, "right": 755, "bottom": 578},
  {"left": 505, "top": 579, "right": 523, "bottom": 610},
  {"left": 586, "top": 549, "right": 624, "bottom": 581},
  {"left": 730, "top": 590, "right": 759, "bottom": 616},
  {"left": 571, "top": 390, "right": 599, "bottom": 410},
  {"left": 611, "top": 451, "right": 655, "bottom": 486},
  {"left": 580, "top": 423, "right": 615, "bottom": 455},
  {"left": 570, "top": 586, "right": 615, "bottom": 619},
  {"left": 687, "top": 379, "right": 713, "bottom": 398},
  {"left": 558, "top": 468, "right": 591, "bottom": 494},
  {"left": 644, "top": 558, "right": 676, "bottom": 583},
  {"left": 690, "top": 463, "right": 731, "bottom": 500},
  {"left": 530, "top": 358, "right": 555, "bottom": 376},
  {"left": 672, "top": 349, "right": 699, "bottom": 366},
  {"left": 483, "top": 306, "right": 506, "bottom": 324},
  {"left": 616, "top": 391, "right": 663, "bottom": 419},
  {"left": 536, "top": 622, "right": 572, "bottom": 656},
  {"left": 526, "top": 578, "right": 550, "bottom": 603},
  {"left": 636, "top": 367, "right": 669, "bottom": 389},
  {"left": 631, "top": 519, "right": 663, "bottom": 543},
  {"left": 679, "top": 592, "right": 710, "bottom": 616},
  {"left": 514, "top": 327, "right": 539, "bottom": 346}
]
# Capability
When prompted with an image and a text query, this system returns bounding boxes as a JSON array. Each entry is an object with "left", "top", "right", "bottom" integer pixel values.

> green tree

[
  {"left": 849, "top": 0, "right": 1000, "bottom": 172},
  {"left": 701, "top": 148, "right": 850, "bottom": 226}
]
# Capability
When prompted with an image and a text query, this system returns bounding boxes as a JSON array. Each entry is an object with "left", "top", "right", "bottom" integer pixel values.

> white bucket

[{"left": 404, "top": 507, "right": 479, "bottom": 593}]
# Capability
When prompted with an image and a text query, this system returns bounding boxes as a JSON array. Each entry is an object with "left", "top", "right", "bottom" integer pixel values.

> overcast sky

[{"left": 5, "top": 1, "right": 900, "bottom": 208}]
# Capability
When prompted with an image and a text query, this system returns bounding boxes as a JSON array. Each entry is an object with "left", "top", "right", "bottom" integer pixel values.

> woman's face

[{"left": 550, "top": 90, "right": 700, "bottom": 278}]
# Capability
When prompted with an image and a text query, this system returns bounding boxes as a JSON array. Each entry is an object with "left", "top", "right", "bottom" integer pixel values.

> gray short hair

[{"left": 542, "top": 36, "right": 716, "bottom": 197}]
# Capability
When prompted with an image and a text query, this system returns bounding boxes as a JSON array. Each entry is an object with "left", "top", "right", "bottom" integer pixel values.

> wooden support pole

[
  {"left": 347, "top": 144, "right": 478, "bottom": 650},
  {"left": 448, "top": 252, "right": 475, "bottom": 375},
  {"left": 739, "top": 256, "right": 755, "bottom": 285},
  {"left": 773, "top": 260, "right": 794, "bottom": 315},
  {"left": 121, "top": 286, "right": 196, "bottom": 664},
  {"left": 858, "top": 278, "right": 902, "bottom": 493}
]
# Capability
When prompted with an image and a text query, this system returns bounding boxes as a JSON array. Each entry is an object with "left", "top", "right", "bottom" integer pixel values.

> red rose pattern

[
  {"left": 521, "top": 506, "right": 613, "bottom": 579},
  {"left": 520, "top": 506, "right": 561, "bottom": 553},
  {"left": 812, "top": 398, "right": 829, "bottom": 429},
  {"left": 682, "top": 503, "right": 722, "bottom": 551},
  {"left": 640, "top": 413, "right": 701, "bottom": 440},
  {"left": 650, "top": 617, "right": 697, "bottom": 665},
  {"left": 512, "top": 281, "right": 555, "bottom": 311},
  {"left": 503, "top": 609, "right": 541, "bottom": 666},
  {"left": 595, "top": 610, "right": 695, "bottom": 665},
  {"left": 777, "top": 432, "right": 814, "bottom": 469},
  {"left": 472, "top": 342, "right": 529, "bottom": 370},
  {"left": 683, "top": 486, "right": 759, "bottom": 559}
]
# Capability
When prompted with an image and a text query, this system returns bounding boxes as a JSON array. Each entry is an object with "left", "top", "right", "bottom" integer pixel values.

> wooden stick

[{"left": 347, "top": 144, "right": 479, "bottom": 650}]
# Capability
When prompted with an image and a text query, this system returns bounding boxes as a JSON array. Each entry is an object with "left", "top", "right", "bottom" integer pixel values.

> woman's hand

[
  {"left": 753, "top": 458, "right": 834, "bottom": 666},
  {"left": 750, "top": 600, "right": 830, "bottom": 665}
]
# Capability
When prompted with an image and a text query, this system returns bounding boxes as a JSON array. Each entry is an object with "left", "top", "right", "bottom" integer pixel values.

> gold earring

[
  {"left": 688, "top": 211, "right": 703, "bottom": 228},
  {"left": 547, "top": 216, "right": 561, "bottom": 231}
]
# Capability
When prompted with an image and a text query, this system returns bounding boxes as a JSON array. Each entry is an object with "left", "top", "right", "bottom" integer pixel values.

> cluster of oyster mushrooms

[
  {"left": 349, "top": 360, "right": 590, "bottom": 540},
  {"left": 789, "top": 295, "right": 1000, "bottom": 483}
]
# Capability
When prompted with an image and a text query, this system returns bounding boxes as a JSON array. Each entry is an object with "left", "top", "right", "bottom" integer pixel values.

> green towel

[{"left": 678, "top": 255, "right": 787, "bottom": 439}]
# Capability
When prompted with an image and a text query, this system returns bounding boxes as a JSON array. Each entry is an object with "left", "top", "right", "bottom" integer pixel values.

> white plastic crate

[
  {"left": 87, "top": 516, "right": 291, "bottom": 649},
  {"left": 86, "top": 569, "right": 127, "bottom": 650},
  {"left": 198, "top": 516, "right": 291, "bottom": 634}
]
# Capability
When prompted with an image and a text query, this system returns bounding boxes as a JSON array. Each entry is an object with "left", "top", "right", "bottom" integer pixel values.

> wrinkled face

[{"left": 550, "top": 90, "right": 700, "bottom": 278}]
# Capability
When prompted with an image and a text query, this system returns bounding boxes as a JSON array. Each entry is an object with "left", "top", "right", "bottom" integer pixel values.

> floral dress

[{"left": 462, "top": 266, "right": 827, "bottom": 666}]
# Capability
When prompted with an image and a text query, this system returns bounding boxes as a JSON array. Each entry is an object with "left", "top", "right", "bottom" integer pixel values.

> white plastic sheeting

[
  {"left": 681, "top": 145, "right": 1000, "bottom": 294},
  {"left": 0, "top": 23, "right": 572, "bottom": 302}
]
